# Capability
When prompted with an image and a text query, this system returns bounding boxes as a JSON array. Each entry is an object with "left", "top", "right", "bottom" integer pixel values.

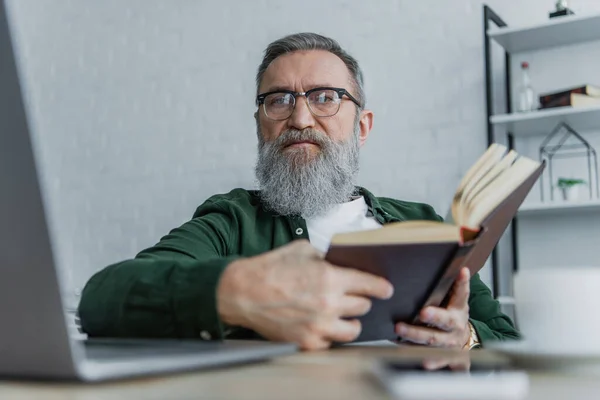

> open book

[
  {"left": 331, "top": 144, "right": 541, "bottom": 247},
  {"left": 325, "top": 144, "right": 544, "bottom": 342}
]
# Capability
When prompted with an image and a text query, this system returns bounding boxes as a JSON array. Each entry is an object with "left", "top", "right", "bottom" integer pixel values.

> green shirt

[{"left": 78, "top": 187, "right": 520, "bottom": 344}]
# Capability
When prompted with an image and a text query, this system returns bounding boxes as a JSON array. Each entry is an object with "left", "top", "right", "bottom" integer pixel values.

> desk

[{"left": 0, "top": 346, "right": 598, "bottom": 399}]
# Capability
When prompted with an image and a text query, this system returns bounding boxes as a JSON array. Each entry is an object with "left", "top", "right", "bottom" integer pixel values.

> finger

[
  {"left": 419, "top": 307, "right": 460, "bottom": 332},
  {"left": 423, "top": 354, "right": 471, "bottom": 371},
  {"left": 332, "top": 266, "right": 394, "bottom": 300},
  {"left": 449, "top": 359, "right": 472, "bottom": 371},
  {"left": 311, "top": 247, "right": 326, "bottom": 260},
  {"left": 448, "top": 267, "right": 471, "bottom": 309},
  {"left": 290, "top": 239, "right": 325, "bottom": 259},
  {"left": 422, "top": 359, "right": 451, "bottom": 371},
  {"left": 338, "top": 295, "right": 372, "bottom": 318},
  {"left": 298, "top": 336, "right": 331, "bottom": 351},
  {"left": 324, "top": 318, "right": 362, "bottom": 343},
  {"left": 396, "top": 322, "right": 455, "bottom": 348}
]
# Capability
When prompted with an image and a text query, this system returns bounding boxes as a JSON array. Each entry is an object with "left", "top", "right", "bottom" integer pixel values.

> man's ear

[{"left": 358, "top": 109, "right": 374, "bottom": 147}]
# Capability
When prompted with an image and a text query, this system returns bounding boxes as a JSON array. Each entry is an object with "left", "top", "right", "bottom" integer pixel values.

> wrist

[{"left": 216, "top": 258, "right": 248, "bottom": 327}]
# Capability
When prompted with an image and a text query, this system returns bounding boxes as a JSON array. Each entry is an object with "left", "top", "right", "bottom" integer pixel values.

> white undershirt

[{"left": 305, "top": 196, "right": 383, "bottom": 253}]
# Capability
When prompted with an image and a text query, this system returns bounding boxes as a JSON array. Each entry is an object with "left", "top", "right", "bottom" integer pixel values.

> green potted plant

[{"left": 556, "top": 177, "right": 587, "bottom": 201}]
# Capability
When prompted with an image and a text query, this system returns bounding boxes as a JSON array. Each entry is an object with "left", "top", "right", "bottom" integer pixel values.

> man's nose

[{"left": 286, "top": 96, "right": 316, "bottom": 131}]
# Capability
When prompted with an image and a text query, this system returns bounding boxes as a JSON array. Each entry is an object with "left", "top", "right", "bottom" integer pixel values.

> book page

[
  {"left": 329, "top": 221, "right": 462, "bottom": 245},
  {"left": 463, "top": 150, "right": 518, "bottom": 209},
  {"left": 451, "top": 144, "right": 507, "bottom": 225},
  {"left": 465, "top": 157, "right": 541, "bottom": 229},
  {"left": 327, "top": 145, "right": 540, "bottom": 247}
]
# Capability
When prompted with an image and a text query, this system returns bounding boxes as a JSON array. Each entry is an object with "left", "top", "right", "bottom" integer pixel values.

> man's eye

[
  {"left": 269, "top": 95, "right": 292, "bottom": 105},
  {"left": 312, "top": 91, "right": 337, "bottom": 103}
]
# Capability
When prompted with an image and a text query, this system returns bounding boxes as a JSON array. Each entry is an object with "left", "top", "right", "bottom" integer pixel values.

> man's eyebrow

[
  {"left": 261, "top": 84, "right": 336, "bottom": 93},
  {"left": 262, "top": 85, "right": 293, "bottom": 93}
]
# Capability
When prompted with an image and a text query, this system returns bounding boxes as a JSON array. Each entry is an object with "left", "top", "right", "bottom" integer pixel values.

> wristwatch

[{"left": 463, "top": 321, "right": 481, "bottom": 350}]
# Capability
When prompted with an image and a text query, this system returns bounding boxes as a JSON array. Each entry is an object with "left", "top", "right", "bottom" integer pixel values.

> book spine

[{"left": 539, "top": 87, "right": 587, "bottom": 107}]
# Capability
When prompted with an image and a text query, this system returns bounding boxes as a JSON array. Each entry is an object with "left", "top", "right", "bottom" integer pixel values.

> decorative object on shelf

[
  {"left": 549, "top": 0, "right": 575, "bottom": 19},
  {"left": 539, "top": 84, "right": 600, "bottom": 110},
  {"left": 556, "top": 177, "right": 587, "bottom": 201},
  {"left": 517, "top": 62, "right": 539, "bottom": 113},
  {"left": 538, "top": 122, "right": 599, "bottom": 201}
]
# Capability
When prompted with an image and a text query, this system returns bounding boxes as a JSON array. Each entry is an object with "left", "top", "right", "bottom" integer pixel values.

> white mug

[{"left": 514, "top": 266, "right": 600, "bottom": 354}]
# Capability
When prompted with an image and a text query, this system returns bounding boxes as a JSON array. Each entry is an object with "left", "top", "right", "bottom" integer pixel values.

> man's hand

[
  {"left": 395, "top": 267, "right": 471, "bottom": 349},
  {"left": 217, "top": 240, "right": 394, "bottom": 351}
]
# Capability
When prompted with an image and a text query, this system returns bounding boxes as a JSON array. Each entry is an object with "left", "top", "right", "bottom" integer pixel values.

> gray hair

[{"left": 255, "top": 32, "right": 366, "bottom": 107}]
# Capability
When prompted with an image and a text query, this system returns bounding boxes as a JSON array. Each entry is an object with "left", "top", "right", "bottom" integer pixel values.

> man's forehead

[{"left": 260, "top": 50, "right": 352, "bottom": 92}]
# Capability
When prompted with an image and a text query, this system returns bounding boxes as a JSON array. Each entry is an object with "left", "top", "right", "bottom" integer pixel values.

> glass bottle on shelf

[{"left": 517, "top": 62, "right": 538, "bottom": 113}]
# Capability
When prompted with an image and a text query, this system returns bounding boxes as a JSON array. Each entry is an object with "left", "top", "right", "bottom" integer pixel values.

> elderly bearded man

[{"left": 79, "top": 33, "right": 520, "bottom": 351}]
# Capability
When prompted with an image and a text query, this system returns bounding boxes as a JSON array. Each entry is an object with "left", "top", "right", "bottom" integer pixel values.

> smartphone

[{"left": 370, "top": 358, "right": 529, "bottom": 400}]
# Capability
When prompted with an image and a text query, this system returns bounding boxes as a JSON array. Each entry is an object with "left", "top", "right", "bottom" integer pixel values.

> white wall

[{"left": 6, "top": 0, "right": 600, "bottom": 308}]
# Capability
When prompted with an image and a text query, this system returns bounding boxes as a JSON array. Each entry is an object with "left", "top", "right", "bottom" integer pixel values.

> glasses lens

[
  {"left": 264, "top": 92, "right": 294, "bottom": 120},
  {"left": 307, "top": 89, "right": 341, "bottom": 117}
]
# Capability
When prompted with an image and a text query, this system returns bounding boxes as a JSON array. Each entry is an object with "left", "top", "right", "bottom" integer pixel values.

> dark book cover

[
  {"left": 326, "top": 241, "right": 463, "bottom": 342},
  {"left": 542, "top": 93, "right": 578, "bottom": 109},
  {"left": 541, "top": 93, "right": 600, "bottom": 109}
]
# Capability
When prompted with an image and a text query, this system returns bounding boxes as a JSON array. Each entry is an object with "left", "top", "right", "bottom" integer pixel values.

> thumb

[{"left": 448, "top": 267, "right": 470, "bottom": 309}]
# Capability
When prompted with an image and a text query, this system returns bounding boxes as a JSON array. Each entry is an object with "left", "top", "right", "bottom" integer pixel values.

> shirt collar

[
  {"left": 252, "top": 186, "right": 404, "bottom": 224},
  {"left": 356, "top": 186, "right": 404, "bottom": 224}
]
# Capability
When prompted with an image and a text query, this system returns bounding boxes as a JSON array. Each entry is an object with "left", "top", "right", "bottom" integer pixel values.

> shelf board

[
  {"left": 518, "top": 199, "right": 600, "bottom": 216},
  {"left": 488, "top": 13, "right": 600, "bottom": 53},
  {"left": 490, "top": 105, "right": 600, "bottom": 136}
]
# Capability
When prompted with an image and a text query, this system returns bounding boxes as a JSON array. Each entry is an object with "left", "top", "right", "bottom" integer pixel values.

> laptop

[{"left": 0, "top": 0, "right": 296, "bottom": 382}]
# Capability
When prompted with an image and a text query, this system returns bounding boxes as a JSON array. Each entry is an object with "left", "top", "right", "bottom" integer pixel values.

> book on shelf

[
  {"left": 541, "top": 93, "right": 600, "bottom": 109},
  {"left": 539, "top": 84, "right": 600, "bottom": 108},
  {"left": 325, "top": 144, "right": 545, "bottom": 342}
]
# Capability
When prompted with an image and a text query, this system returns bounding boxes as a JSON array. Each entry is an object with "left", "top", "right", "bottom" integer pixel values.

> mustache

[{"left": 273, "top": 129, "right": 331, "bottom": 149}]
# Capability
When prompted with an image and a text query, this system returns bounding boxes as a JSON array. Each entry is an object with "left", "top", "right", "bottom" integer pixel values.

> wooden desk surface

[{"left": 1, "top": 346, "right": 599, "bottom": 400}]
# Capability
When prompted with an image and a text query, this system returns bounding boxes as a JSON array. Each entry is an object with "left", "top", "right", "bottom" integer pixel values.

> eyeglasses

[{"left": 256, "top": 87, "right": 362, "bottom": 121}]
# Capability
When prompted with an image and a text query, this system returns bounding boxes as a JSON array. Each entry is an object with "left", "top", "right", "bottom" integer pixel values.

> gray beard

[{"left": 255, "top": 123, "right": 360, "bottom": 218}]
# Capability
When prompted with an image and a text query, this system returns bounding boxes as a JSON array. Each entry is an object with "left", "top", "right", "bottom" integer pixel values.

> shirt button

[
  {"left": 295, "top": 228, "right": 304, "bottom": 235},
  {"left": 200, "top": 330, "right": 212, "bottom": 341}
]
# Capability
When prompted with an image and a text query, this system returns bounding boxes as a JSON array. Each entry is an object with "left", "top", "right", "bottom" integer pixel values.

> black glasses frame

[{"left": 256, "top": 86, "right": 362, "bottom": 120}]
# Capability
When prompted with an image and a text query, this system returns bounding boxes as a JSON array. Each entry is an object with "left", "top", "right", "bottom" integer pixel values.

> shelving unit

[
  {"left": 483, "top": 6, "right": 600, "bottom": 303},
  {"left": 487, "top": 13, "right": 600, "bottom": 53},
  {"left": 518, "top": 199, "right": 600, "bottom": 216},
  {"left": 491, "top": 105, "right": 600, "bottom": 137}
]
